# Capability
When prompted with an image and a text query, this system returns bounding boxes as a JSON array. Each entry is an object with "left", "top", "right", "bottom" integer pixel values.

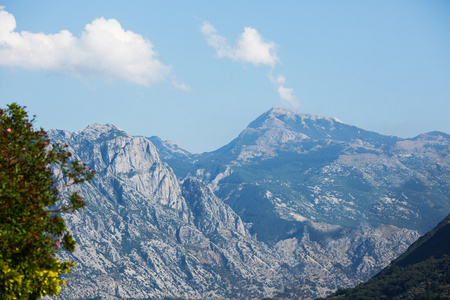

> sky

[{"left": 0, "top": 1, "right": 449, "bottom": 153}]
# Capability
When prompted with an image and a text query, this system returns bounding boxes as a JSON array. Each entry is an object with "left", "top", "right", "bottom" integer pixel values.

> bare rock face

[
  {"left": 272, "top": 223, "right": 420, "bottom": 297},
  {"left": 48, "top": 120, "right": 429, "bottom": 299},
  {"left": 181, "top": 178, "right": 246, "bottom": 236}
]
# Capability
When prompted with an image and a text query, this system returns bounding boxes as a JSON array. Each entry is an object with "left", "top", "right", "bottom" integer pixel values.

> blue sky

[{"left": 1, "top": 1, "right": 449, "bottom": 153}]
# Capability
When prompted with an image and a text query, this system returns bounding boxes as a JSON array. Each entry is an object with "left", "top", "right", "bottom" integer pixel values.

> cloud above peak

[
  {"left": 202, "top": 21, "right": 300, "bottom": 110},
  {"left": 269, "top": 74, "right": 300, "bottom": 110},
  {"left": 201, "top": 21, "right": 279, "bottom": 67},
  {"left": 0, "top": 9, "right": 170, "bottom": 86}
]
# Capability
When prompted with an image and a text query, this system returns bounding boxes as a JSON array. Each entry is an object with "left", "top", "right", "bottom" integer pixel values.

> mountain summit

[
  {"left": 248, "top": 107, "right": 342, "bottom": 131},
  {"left": 213, "top": 107, "right": 398, "bottom": 162},
  {"left": 76, "top": 123, "right": 130, "bottom": 141},
  {"left": 248, "top": 107, "right": 396, "bottom": 141}
]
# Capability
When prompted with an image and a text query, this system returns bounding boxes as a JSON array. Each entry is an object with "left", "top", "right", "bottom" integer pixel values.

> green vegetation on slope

[{"left": 322, "top": 214, "right": 450, "bottom": 299}]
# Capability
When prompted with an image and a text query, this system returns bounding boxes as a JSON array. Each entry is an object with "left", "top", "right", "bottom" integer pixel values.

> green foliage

[
  {"left": 323, "top": 255, "right": 450, "bottom": 299},
  {"left": 0, "top": 103, "right": 95, "bottom": 299}
]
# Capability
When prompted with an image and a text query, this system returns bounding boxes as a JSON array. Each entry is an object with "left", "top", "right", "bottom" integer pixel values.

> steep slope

[
  {"left": 323, "top": 214, "right": 450, "bottom": 299},
  {"left": 146, "top": 136, "right": 198, "bottom": 180}
]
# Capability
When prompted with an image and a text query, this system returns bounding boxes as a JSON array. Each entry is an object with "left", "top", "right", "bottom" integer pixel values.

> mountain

[
  {"left": 161, "top": 107, "right": 450, "bottom": 242},
  {"left": 322, "top": 213, "right": 450, "bottom": 299},
  {"left": 47, "top": 107, "right": 450, "bottom": 299}
]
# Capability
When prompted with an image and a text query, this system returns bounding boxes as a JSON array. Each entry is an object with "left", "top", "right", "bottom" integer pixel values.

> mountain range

[{"left": 48, "top": 107, "right": 450, "bottom": 299}]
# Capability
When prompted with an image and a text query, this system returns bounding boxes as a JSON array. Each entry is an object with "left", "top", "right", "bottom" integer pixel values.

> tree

[{"left": 0, "top": 103, "right": 95, "bottom": 299}]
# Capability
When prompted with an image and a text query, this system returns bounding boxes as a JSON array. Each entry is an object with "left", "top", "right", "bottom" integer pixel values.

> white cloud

[
  {"left": 172, "top": 80, "right": 192, "bottom": 92},
  {"left": 277, "top": 86, "right": 299, "bottom": 110},
  {"left": 202, "top": 21, "right": 299, "bottom": 109},
  {"left": 201, "top": 21, "right": 279, "bottom": 66},
  {"left": 269, "top": 74, "right": 286, "bottom": 85},
  {"left": 0, "top": 9, "right": 170, "bottom": 86},
  {"left": 269, "top": 74, "right": 300, "bottom": 110}
]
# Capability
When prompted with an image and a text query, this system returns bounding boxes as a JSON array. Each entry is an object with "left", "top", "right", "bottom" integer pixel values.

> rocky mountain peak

[
  {"left": 248, "top": 107, "right": 343, "bottom": 132},
  {"left": 211, "top": 107, "right": 395, "bottom": 162},
  {"left": 76, "top": 123, "right": 130, "bottom": 142},
  {"left": 147, "top": 136, "right": 193, "bottom": 160}
]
